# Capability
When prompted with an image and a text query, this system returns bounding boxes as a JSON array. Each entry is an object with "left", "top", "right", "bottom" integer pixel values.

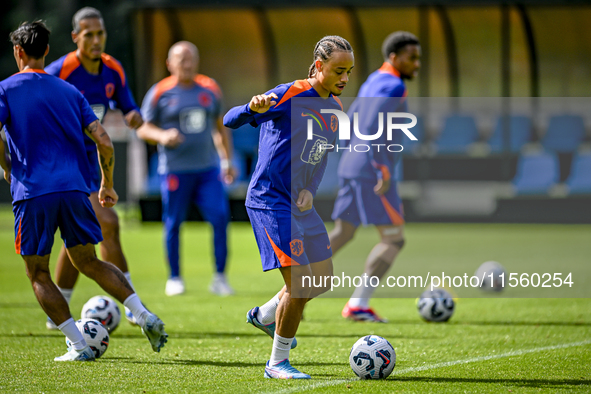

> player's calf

[
  {"left": 23, "top": 255, "right": 72, "bottom": 326},
  {"left": 305, "top": 258, "right": 334, "bottom": 299}
]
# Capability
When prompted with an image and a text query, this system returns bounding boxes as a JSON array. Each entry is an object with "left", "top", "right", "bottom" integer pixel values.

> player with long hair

[{"left": 224, "top": 35, "right": 354, "bottom": 379}]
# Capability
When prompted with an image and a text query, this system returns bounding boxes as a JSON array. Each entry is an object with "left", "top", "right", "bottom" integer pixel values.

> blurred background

[{"left": 1, "top": 0, "right": 590, "bottom": 223}]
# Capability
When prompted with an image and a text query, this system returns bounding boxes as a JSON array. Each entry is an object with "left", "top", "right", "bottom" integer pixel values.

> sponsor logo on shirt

[{"left": 180, "top": 107, "right": 206, "bottom": 134}]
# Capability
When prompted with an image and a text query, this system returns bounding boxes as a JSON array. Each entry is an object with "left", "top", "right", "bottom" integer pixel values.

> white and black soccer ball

[
  {"left": 474, "top": 261, "right": 506, "bottom": 292},
  {"left": 81, "top": 295, "right": 121, "bottom": 333},
  {"left": 65, "top": 318, "right": 110, "bottom": 358},
  {"left": 349, "top": 335, "right": 396, "bottom": 379},
  {"left": 417, "top": 288, "right": 455, "bottom": 322}
]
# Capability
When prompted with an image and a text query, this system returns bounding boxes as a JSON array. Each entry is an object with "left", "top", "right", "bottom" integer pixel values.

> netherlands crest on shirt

[{"left": 301, "top": 134, "right": 328, "bottom": 165}]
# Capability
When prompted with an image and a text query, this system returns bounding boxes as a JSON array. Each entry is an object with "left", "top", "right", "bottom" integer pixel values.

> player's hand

[
  {"left": 296, "top": 189, "right": 314, "bottom": 212},
  {"left": 374, "top": 178, "right": 391, "bottom": 196},
  {"left": 3, "top": 168, "right": 10, "bottom": 185},
  {"left": 249, "top": 93, "right": 278, "bottom": 114},
  {"left": 161, "top": 128, "right": 184, "bottom": 148},
  {"left": 1, "top": 152, "right": 10, "bottom": 184},
  {"left": 223, "top": 165, "right": 236, "bottom": 185},
  {"left": 125, "top": 110, "right": 144, "bottom": 129},
  {"left": 98, "top": 186, "right": 119, "bottom": 208}
]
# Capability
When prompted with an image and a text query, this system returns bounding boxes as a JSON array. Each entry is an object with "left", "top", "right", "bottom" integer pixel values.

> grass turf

[{"left": 0, "top": 206, "right": 589, "bottom": 393}]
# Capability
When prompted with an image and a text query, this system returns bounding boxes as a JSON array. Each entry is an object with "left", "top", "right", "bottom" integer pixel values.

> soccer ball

[
  {"left": 417, "top": 288, "right": 455, "bottom": 322},
  {"left": 81, "top": 295, "right": 121, "bottom": 333},
  {"left": 474, "top": 261, "right": 506, "bottom": 292},
  {"left": 349, "top": 335, "right": 396, "bottom": 379},
  {"left": 65, "top": 318, "right": 110, "bottom": 358}
]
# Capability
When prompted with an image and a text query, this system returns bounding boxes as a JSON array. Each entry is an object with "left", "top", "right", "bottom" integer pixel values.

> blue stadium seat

[
  {"left": 566, "top": 152, "right": 591, "bottom": 194},
  {"left": 231, "top": 123, "right": 260, "bottom": 181},
  {"left": 513, "top": 152, "right": 559, "bottom": 195},
  {"left": 394, "top": 158, "right": 403, "bottom": 182},
  {"left": 232, "top": 123, "right": 260, "bottom": 154},
  {"left": 488, "top": 116, "right": 532, "bottom": 153},
  {"left": 435, "top": 115, "right": 479, "bottom": 154},
  {"left": 541, "top": 115, "right": 585, "bottom": 153}
]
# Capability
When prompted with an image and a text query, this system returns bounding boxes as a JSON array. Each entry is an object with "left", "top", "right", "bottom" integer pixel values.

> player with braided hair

[{"left": 224, "top": 35, "right": 354, "bottom": 379}]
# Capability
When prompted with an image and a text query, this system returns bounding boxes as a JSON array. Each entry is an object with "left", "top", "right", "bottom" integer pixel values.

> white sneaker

[
  {"left": 264, "top": 359, "right": 310, "bottom": 379},
  {"left": 54, "top": 346, "right": 95, "bottom": 362},
  {"left": 209, "top": 273, "right": 234, "bottom": 296},
  {"left": 165, "top": 277, "right": 185, "bottom": 296},
  {"left": 141, "top": 313, "right": 168, "bottom": 352},
  {"left": 125, "top": 306, "right": 138, "bottom": 326},
  {"left": 46, "top": 317, "right": 58, "bottom": 330}
]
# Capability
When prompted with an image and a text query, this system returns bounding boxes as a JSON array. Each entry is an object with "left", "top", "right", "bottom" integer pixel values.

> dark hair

[
  {"left": 382, "top": 31, "right": 420, "bottom": 60},
  {"left": 307, "top": 35, "right": 353, "bottom": 78},
  {"left": 9, "top": 20, "right": 51, "bottom": 59},
  {"left": 72, "top": 7, "right": 103, "bottom": 33}
]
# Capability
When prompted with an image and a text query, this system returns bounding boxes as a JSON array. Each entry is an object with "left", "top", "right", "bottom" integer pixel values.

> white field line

[{"left": 266, "top": 339, "right": 591, "bottom": 394}]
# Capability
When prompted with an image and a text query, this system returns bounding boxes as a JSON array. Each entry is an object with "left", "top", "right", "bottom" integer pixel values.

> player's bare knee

[
  {"left": 331, "top": 221, "right": 356, "bottom": 244},
  {"left": 302, "top": 273, "right": 333, "bottom": 298},
  {"left": 97, "top": 209, "right": 120, "bottom": 239},
  {"left": 380, "top": 229, "right": 405, "bottom": 251},
  {"left": 385, "top": 237, "right": 405, "bottom": 250},
  {"left": 22, "top": 256, "right": 51, "bottom": 283},
  {"left": 71, "top": 257, "right": 97, "bottom": 277},
  {"left": 379, "top": 225, "right": 403, "bottom": 237},
  {"left": 336, "top": 228, "right": 355, "bottom": 244},
  {"left": 312, "top": 281, "right": 332, "bottom": 297},
  {"left": 25, "top": 264, "right": 50, "bottom": 283},
  {"left": 342, "top": 230, "right": 356, "bottom": 244},
  {"left": 285, "top": 286, "right": 312, "bottom": 302},
  {"left": 67, "top": 245, "right": 99, "bottom": 276}
]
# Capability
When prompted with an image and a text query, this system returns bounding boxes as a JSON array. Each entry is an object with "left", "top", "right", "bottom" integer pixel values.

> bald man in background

[{"left": 137, "top": 42, "right": 235, "bottom": 297}]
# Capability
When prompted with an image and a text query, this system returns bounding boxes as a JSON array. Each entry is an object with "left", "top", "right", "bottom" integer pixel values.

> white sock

[
  {"left": 269, "top": 334, "right": 293, "bottom": 366},
  {"left": 123, "top": 294, "right": 148, "bottom": 326},
  {"left": 59, "top": 318, "right": 87, "bottom": 351},
  {"left": 123, "top": 272, "right": 135, "bottom": 291},
  {"left": 257, "top": 291, "right": 281, "bottom": 325},
  {"left": 348, "top": 297, "right": 370, "bottom": 309},
  {"left": 348, "top": 274, "right": 379, "bottom": 308},
  {"left": 57, "top": 287, "right": 73, "bottom": 304}
]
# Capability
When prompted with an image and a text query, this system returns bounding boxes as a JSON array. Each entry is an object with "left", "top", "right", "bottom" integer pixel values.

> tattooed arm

[{"left": 85, "top": 120, "right": 118, "bottom": 207}]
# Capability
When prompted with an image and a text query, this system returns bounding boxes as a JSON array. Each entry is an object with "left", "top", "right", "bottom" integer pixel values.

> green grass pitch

[{"left": 0, "top": 206, "right": 589, "bottom": 393}]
